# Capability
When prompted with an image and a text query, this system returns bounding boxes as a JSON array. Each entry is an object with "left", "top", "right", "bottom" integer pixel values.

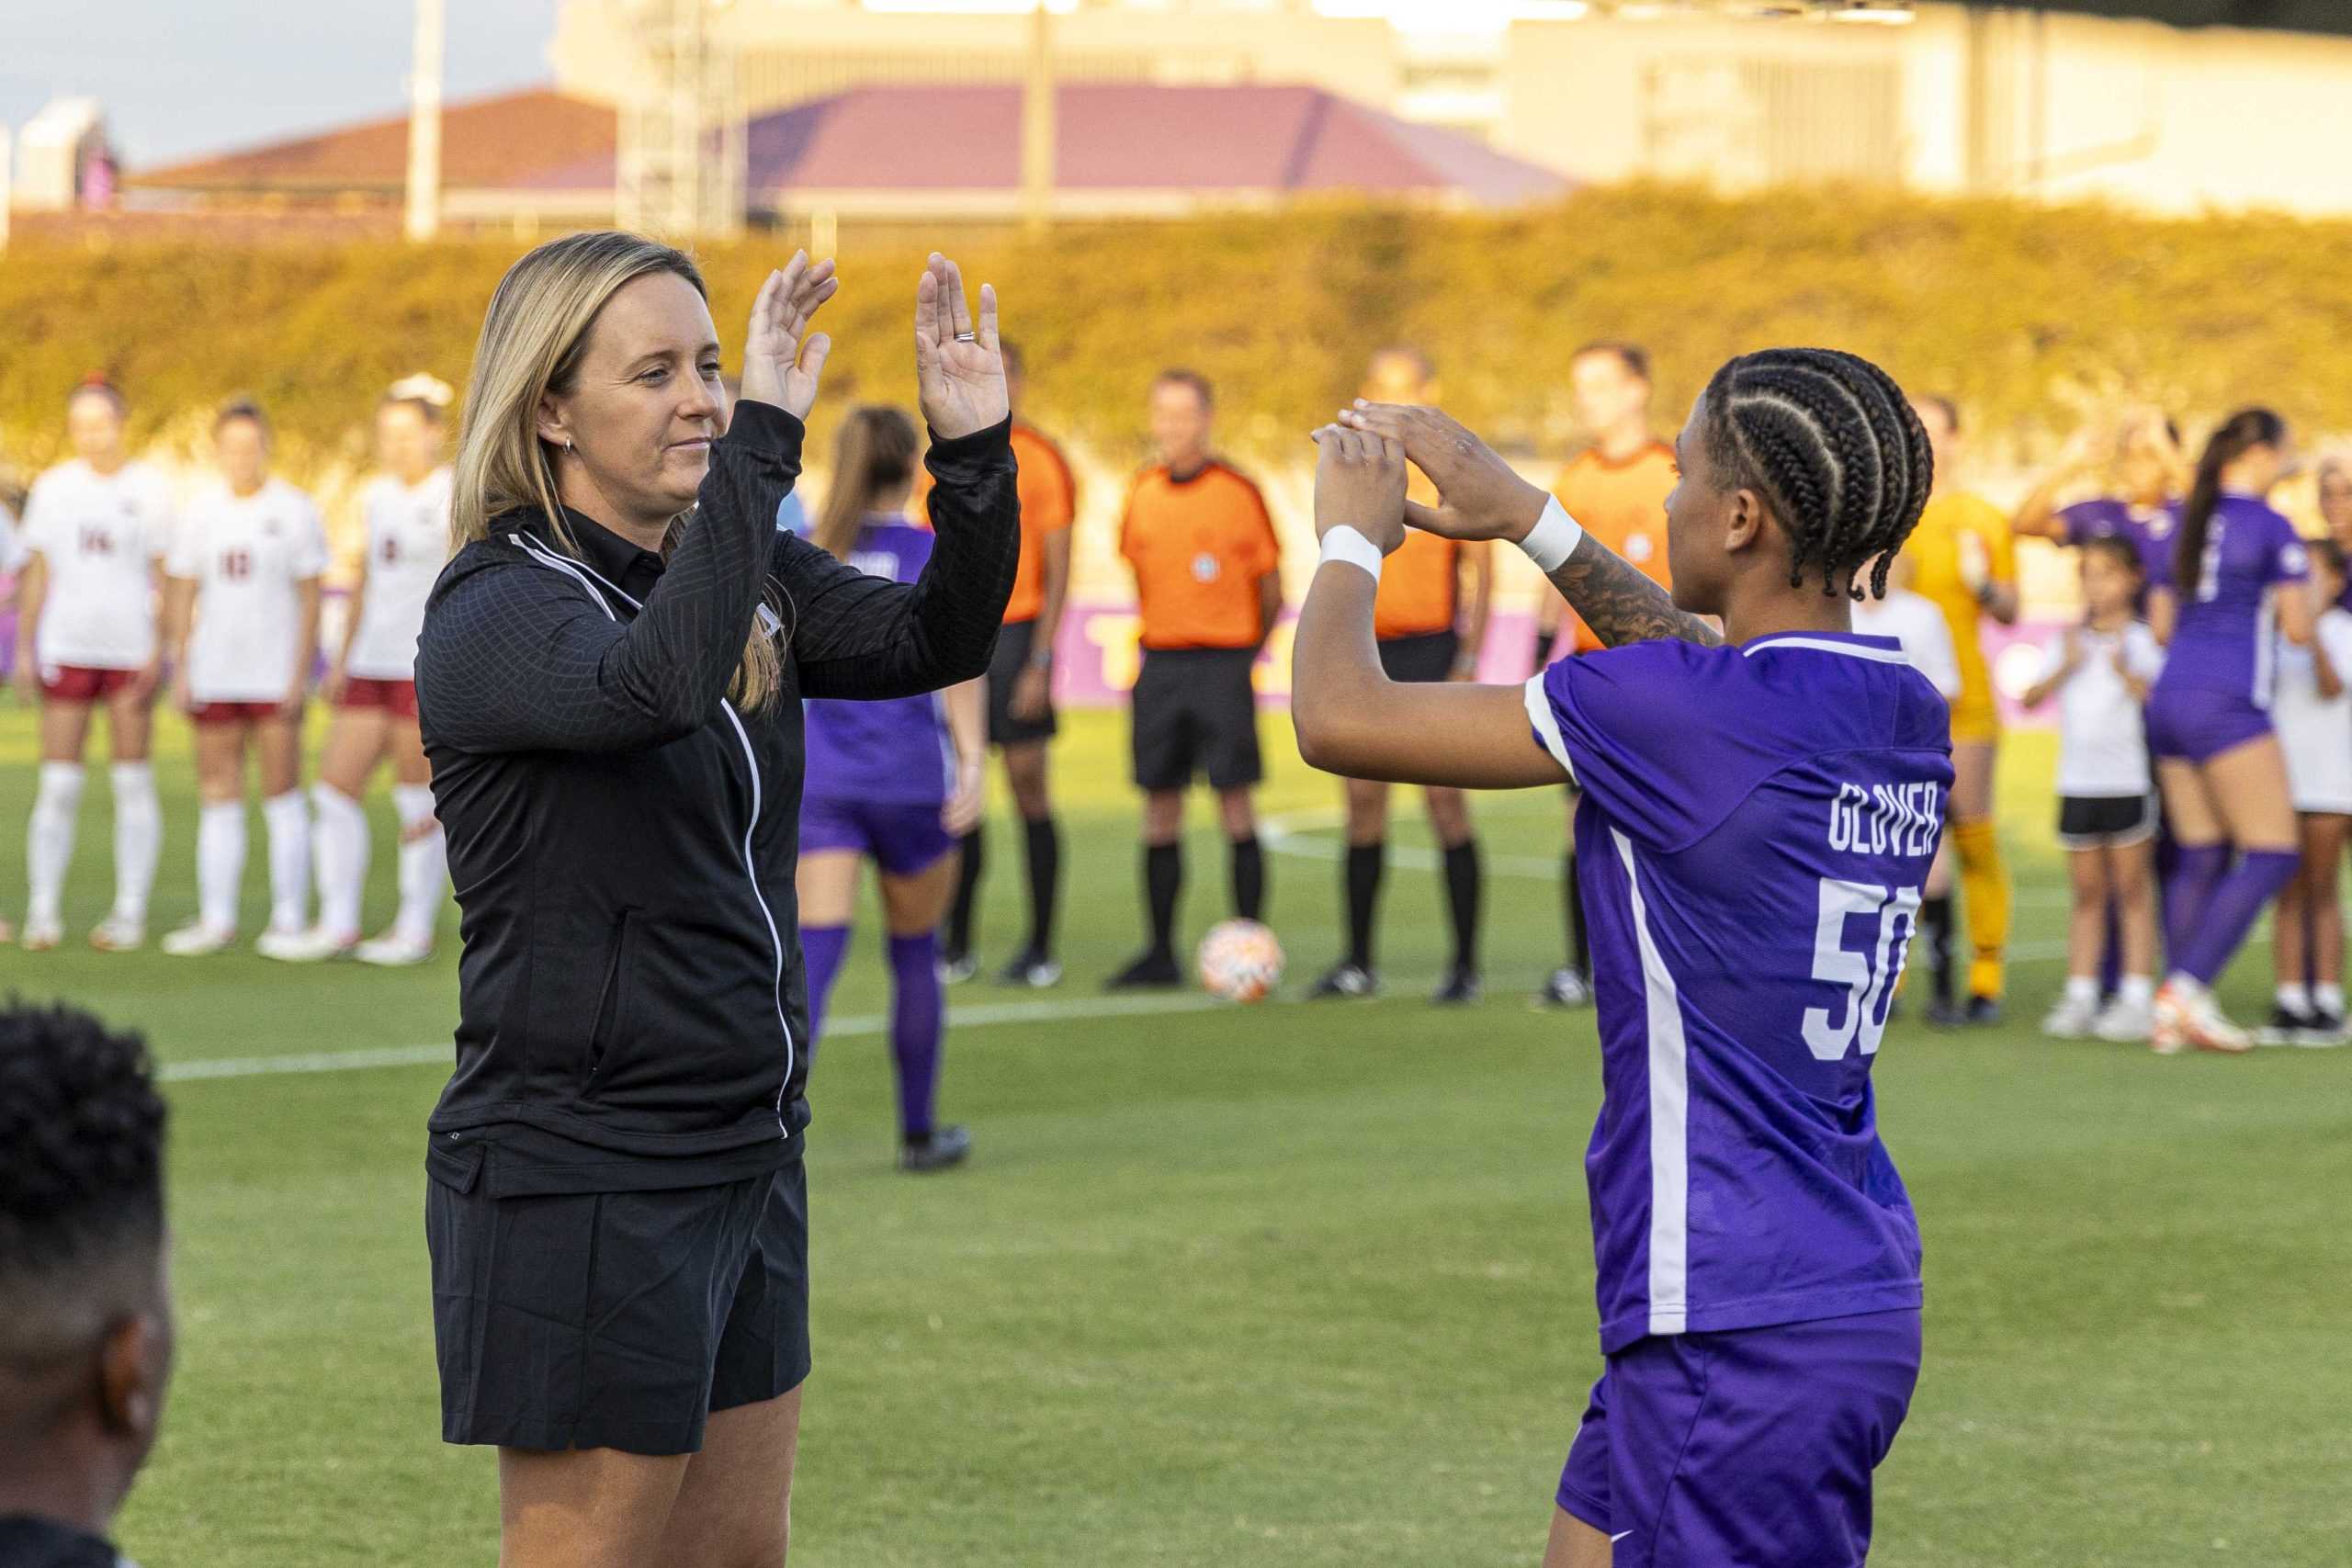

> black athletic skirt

[{"left": 426, "top": 1140, "right": 810, "bottom": 1454}]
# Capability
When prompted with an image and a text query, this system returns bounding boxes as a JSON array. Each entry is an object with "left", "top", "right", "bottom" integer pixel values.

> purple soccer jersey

[
  {"left": 2060, "top": 496, "right": 2178, "bottom": 586},
  {"left": 1524, "top": 633, "right": 1952, "bottom": 1353},
  {"left": 2154, "top": 494, "right": 2310, "bottom": 705},
  {"left": 802, "top": 518, "right": 956, "bottom": 806}
]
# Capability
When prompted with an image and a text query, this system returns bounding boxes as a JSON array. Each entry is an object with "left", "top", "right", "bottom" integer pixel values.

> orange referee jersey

[
  {"left": 1004, "top": 422, "right": 1076, "bottom": 626},
  {"left": 1551, "top": 441, "right": 1677, "bottom": 652},
  {"left": 1119, "top": 460, "right": 1279, "bottom": 651},
  {"left": 1375, "top": 468, "right": 1461, "bottom": 641}
]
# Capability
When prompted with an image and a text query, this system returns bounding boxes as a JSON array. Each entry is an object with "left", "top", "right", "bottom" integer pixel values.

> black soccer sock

[
  {"left": 1444, "top": 839, "right": 1483, "bottom": 972},
  {"left": 1231, "top": 835, "right": 1266, "bottom": 924},
  {"left": 945, "top": 825, "right": 984, "bottom": 959},
  {"left": 1920, "top": 893, "right": 1954, "bottom": 1007},
  {"left": 1564, "top": 852, "right": 1590, "bottom": 974},
  {"left": 1344, "top": 840, "right": 1385, "bottom": 970},
  {"left": 1145, "top": 841, "right": 1182, "bottom": 959},
  {"left": 1022, "top": 814, "right": 1061, "bottom": 959}
]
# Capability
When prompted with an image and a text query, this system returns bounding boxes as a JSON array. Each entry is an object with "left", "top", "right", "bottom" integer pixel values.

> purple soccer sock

[
  {"left": 799, "top": 924, "right": 851, "bottom": 1056},
  {"left": 2177, "top": 851, "right": 2301, "bottom": 987},
  {"left": 2163, "top": 845, "right": 2229, "bottom": 970},
  {"left": 888, "top": 931, "right": 944, "bottom": 1143}
]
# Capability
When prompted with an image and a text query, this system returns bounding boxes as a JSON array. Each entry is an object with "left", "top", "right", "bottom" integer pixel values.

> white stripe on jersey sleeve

[
  {"left": 1523, "top": 673, "right": 1577, "bottom": 782},
  {"left": 1612, "top": 828, "right": 1690, "bottom": 1337}
]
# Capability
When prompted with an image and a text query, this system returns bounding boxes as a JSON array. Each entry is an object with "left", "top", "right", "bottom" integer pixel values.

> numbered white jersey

[
  {"left": 169, "top": 478, "right": 329, "bottom": 702},
  {"left": 1524, "top": 632, "right": 1953, "bottom": 1354},
  {"left": 347, "top": 468, "right": 453, "bottom": 680},
  {"left": 20, "top": 459, "right": 175, "bottom": 671}
]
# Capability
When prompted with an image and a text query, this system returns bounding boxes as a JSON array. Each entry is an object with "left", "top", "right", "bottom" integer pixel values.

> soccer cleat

[
  {"left": 939, "top": 950, "right": 980, "bottom": 986},
  {"left": 1308, "top": 962, "right": 1379, "bottom": 1000},
  {"left": 161, "top": 921, "right": 237, "bottom": 958},
  {"left": 2040, "top": 995, "right": 2098, "bottom": 1040},
  {"left": 2255, "top": 1004, "right": 2316, "bottom": 1048},
  {"left": 996, "top": 950, "right": 1062, "bottom": 989},
  {"left": 1104, "top": 950, "right": 1183, "bottom": 990},
  {"left": 20, "top": 918, "right": 63, "bottom": 953},
  {"left": 355, "top": 930, "right": 435, "bottom": 968},
  {"left": 1963, "top": 995, "right": 2004, "bottom": 1027},
  {"left": 2297, "top": 1009, "right": 2348, "bottom": 1048},
  {"left": 1534, "top": 966, "right": 1591, "bottom": 1010},
  {"left": 259, "top": 925, "right": 359, "bottom": 964},
  {"left": 2152, "top": 980, "right": 2251, "bottom": 1055},
  {"left": 1431, "top": 966, "right": 1484, "bottom": 1006},
  {"left": 87, "top": 915, "right": 146, "bottom": 953},
  {"left": 1923, "top": 998, "right": 1968, "bottom": 1030},
  {"left": 899, "top": 1123, "right": 972, "bottom": 1173},
  {"left": 2091, "top": 995, "right": 2154, "bottom": 1043}
]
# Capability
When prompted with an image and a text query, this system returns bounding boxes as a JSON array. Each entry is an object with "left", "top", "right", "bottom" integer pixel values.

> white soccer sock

[
  {"left": 263, "top": 791, "right": 311, "bottom": 932},
  {"left": 391, "top": 784, "right": 446, "bottom": 943},
  {"left": 109, "top": 762, "right": 160, "bottom": 924},
  {"left": 2277, "top": 982, "right": 2312, "bottom": 1014},
  {"left": 198, "top": 801, "right": 247, "bottom": 934},
  {"left": 27, "top": 762, "right": 85, "bottom": 927},
  {"left": 2120, "top": 975, "right": 2154, "bottom": 1006},
  {"left": 2064, "top": 975, "right": 2098, "bottom": 1005},
  {"left": 311, "top": 783, "right": 369, "bottom": 938},
  {"left": 2317, "top": 983, "right": 2345, "bottom": 1015}
]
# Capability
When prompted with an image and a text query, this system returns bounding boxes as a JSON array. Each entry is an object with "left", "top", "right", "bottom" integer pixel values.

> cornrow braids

[{"left": 1700, "top": 348, "right": 1933, "bottom": 601}]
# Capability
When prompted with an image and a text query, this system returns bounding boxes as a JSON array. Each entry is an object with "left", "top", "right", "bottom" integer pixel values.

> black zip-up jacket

[{"left": 415, "top": 402, "right": 1017, "bottom": 1191}]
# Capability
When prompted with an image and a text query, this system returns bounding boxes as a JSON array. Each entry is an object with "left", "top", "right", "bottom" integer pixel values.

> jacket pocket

[{"left": 582, "top": 908, "right": 641, "bottom": 1097}]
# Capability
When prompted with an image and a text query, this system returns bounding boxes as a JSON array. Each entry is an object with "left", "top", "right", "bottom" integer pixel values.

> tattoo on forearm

[{"left": 1545, "top": 534, "right": 1723, "bottom": 649}]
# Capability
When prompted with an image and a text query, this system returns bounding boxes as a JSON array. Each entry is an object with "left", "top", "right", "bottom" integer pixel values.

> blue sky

[{"left": 4, "top": 0, "right": 562, "bottom": 170}]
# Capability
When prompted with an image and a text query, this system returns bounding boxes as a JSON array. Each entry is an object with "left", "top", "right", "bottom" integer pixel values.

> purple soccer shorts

[
  {"left": 799, "top": 795, "right": 956, "bottom": 877},
  {"left": 2146, "top": 685, "right": 2274, "bottom": 764},
  {"left": 1555, "top": 1309, "right": 1921, "bottom": 1566}
]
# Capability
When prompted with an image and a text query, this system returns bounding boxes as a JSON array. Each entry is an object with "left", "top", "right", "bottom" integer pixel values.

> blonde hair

[
  {"left": 451, "top": 230, "right": 781, "bottom": 711},
  {"left": 813, "top": 406, "right": 919, "bottom": 561}
]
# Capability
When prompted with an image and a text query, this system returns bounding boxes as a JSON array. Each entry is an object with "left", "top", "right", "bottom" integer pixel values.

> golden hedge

[{"left": 6, "top": 181, "right": 2352, "bottom": 486}]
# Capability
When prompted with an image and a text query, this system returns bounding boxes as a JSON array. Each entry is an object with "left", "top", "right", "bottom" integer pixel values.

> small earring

[{"left": 562, "top": 436, "right": 573, "bottom": 453}]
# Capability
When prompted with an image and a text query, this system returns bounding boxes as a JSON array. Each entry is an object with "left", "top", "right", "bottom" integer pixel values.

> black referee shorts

[
  {"left": 1131, "top": 647, "right": 1262, "bottom": 792},
  {"left": 426, "top": 1143, "right": 810, "bottom": 1455},
  {"left": 987, "top": 616, "right": 1058, "bottom": 746},
  {"left": 1377, "top": 629, "right": 1460, "bottom": 684}
]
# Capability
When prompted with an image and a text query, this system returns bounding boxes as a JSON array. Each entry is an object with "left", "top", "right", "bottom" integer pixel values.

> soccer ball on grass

[{"left": 1196, "top": 919, "right": 1283, "bottom": 1002}]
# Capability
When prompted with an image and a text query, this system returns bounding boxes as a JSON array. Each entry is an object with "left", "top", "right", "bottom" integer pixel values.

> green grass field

[{"left": 3, "top": 704, "right": 2346, "bottom": 1566}]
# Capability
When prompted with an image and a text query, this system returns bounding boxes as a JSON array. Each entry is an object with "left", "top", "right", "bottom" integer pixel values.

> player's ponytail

[
  {"left": 2176, "top": 408, "right": 2286, "bottom": 596},
  {"left": 812, "top": 406, "right": 919, "bottom": 563}
]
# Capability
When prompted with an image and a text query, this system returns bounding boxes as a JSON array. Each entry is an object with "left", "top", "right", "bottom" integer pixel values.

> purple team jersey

[
  {"left": 1525, "top": 633, "right": 1951, "bottom": 1353},
  {"left": 802, "top": 518, "right": 956, "bottom": 805},
  {"left": 2153, "top": 494, "right": 2309, "bottom": 703},
  {"left": 2060, "top": 496, "right": 2177, "bottom": 585}
]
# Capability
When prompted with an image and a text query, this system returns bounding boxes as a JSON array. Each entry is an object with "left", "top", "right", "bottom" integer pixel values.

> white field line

[{"left": 158, "top": 990, "right": 1226, "bottom": 1085}]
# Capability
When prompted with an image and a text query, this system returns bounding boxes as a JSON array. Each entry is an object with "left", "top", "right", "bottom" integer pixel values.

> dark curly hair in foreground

[
  {"left": 0, "top": 1000, "right": 167, "bottom": 1293},
  {"left": 1699, "top": 348, "right": 1934, "bottom": 602}
]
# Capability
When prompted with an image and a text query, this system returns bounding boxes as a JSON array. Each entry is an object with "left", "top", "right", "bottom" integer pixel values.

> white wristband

[
  {"left": 1319, "top": 525, "right": 1385, "bottom": 582},
  {"left": 1517, "top": 496, "right": 1586, "bottom": 574}
]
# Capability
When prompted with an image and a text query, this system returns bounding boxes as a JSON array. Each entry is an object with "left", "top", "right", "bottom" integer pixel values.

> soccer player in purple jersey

[
  {"left": 2012, "top": 408, "right": 2189, "bottom": 589},
  {"left": 797, "top": 407, "right": 986, "bottom": 1171},
  {"left": 2143, "top": 408, "right": 2316, "bottom": 1053},
  {"left": 1298, "top": 349, "right": 1943, "bottom": 1568}
]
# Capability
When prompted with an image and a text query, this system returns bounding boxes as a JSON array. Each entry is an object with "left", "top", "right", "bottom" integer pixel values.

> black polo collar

[{"left": 553, "top": 507, "right": 667, "bottom": 604}]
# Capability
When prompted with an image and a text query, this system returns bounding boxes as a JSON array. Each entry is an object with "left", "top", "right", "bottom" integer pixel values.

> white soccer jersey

[
  {"left": 346, "top": 468, "right": 453, "bottom": 680},
  {"left": 2041, "top": 622, "right": 2165, "bottom": 799},
  {"left": 169, "top": 478, "right": 330, "bottom": 702},
  {"left": 1852, "top": 586, "right": 1962, "bottom": 701},
  {"left": 20, "top": 458, "right": 175, "bottom": 671}
]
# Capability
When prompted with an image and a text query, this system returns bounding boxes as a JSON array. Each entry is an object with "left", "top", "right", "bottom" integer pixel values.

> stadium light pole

[
  {"left": 1022, "top": 0, "right": 1054, "bottom": 237},
  {"left": 405, "top": 0, "right": 446, "bottom": 241}
]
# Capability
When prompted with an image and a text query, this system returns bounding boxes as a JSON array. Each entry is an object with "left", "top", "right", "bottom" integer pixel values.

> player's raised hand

[
  {"left": 740, "top": 251, "right": 838, "bottom": 420},
  {"left": 913, "top": 254, "right": 1006, "bottom": 440},
  {"left": 1339, "top": 402, "right": 1548, "bottom": 545},
  {"left": 1310, "top": 424, "right": 1408, "bottom": 554}
]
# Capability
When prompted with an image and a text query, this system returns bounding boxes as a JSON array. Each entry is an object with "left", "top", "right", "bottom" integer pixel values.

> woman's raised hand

[
  {"left": 913, "top": 254, "right": 1006, "bottom": 440},
  {"left": 740, "top": 251, "right": 839, "bottom": 420}
]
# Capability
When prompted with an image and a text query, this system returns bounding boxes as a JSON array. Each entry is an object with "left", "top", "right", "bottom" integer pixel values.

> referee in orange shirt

[
  {"left": 941, "top": 342, "right": 1076, "bottom": 988},
  {"left": 1106, "top": 369, "right": 1282, "bottom": 988},
  {"left": 1307, "top": 347, "right": 1491, "bottom": 1004},
  {"left": 1532, "top": 341, "right": 1677, "bottom": 1009}
]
